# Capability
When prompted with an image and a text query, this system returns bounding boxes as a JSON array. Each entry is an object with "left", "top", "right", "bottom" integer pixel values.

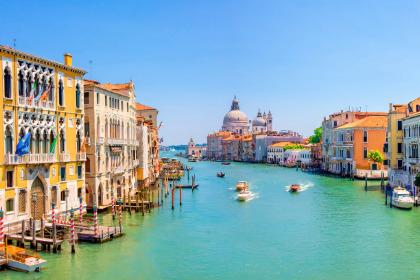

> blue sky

[{"left": 2, "top": 0, "right": 420, "bottom": 144}]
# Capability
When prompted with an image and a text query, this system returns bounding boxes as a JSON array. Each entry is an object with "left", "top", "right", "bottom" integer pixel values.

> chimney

[{"left": 64, "top": 53, "right": 72, "bottom": 67}]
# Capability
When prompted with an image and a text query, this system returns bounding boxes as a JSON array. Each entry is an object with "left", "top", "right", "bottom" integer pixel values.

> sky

[{"left": 2, "top": 0, "right": 420, "bottom": 145}]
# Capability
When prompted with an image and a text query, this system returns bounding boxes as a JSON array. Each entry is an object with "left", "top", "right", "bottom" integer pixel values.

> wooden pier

[
  {"left": 6, "top": 234, "right": 64, "bottom": 252},
  {"left": 78, "top": 225, "right": 123, "bottom": 243}
]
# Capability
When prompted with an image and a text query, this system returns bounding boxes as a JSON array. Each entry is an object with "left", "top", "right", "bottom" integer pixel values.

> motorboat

[
  {"left": 221, "top": 162, "right": 231, "bottom": 165},
  {"left": 237, "top": 190, "right": 252, "bottom": 201},
  {"left": 391, "top": 188, "right": 414, "bottom": 209},
  {"left": 1, "top": 244, "right": 47, "bottom": 272},
  {"left": 217, "top": 172, "right": 225, "bottom": 178},
  {"left": 289, "top": 184, "right": 301, "bottom": 192},
  {"left": 236, "top": 181, "right": 249, "bottom": 192}
]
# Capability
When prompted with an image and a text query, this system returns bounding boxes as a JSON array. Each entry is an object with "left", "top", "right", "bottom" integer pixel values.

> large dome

[{"left": 221, "top": 97, "right": 249, "bottom": 134}]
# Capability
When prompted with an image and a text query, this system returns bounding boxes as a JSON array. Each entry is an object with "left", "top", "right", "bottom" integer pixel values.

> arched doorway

[
  {"left": 98, "top": 183, "right": 103, "bottom": 206},
  {"left": 30, "top": 177, "right": 46, "bottom": 220}
]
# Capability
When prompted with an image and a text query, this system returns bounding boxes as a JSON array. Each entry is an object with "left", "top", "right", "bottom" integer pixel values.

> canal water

[{"left": 4, "top": 153, "right": 420, "bottom": 279}]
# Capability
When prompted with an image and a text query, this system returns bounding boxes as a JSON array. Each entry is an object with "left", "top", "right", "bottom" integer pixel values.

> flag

[
  {"left": 39, "top": 84, "right": 51, "bottom": 101},
  {"left": 16, "top": 132, "right": 31, "bottom": 156},
  {"left": 28, "top": 80, "right": 37, "bottom": 103},
  {"left": 50, "top": 137, "right": 57, "bottom": 153}
]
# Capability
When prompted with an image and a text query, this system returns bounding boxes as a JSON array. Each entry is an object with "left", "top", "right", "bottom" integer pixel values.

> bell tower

[{"left": 267, "top": 111, "right": 273, "bottom": 131}]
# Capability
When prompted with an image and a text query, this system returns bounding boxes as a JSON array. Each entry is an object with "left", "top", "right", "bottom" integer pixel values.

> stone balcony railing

[
  {"left": 76, "top": 152, "right": 87, "bottom": 161},
  {"left": 5, "top": 153, "right": 56, "bottom": 164},
  {"left": 107, "top": 138, "right": 126, "bottom": 145},
  {"left": 59, "top": 153, "right": 70, "bottom": 162},
  {"left": 18, "top": 96, "right": 55, "bottom": 110}
]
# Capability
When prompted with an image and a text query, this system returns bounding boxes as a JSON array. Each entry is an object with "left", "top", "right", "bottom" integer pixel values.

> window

[
  {"left": 417, "top": 105, "right": 420, "bottom": 112},
  {"left": 61, "top": 190, "right": 66, "bottom": 201},
  {"left": 4, "top": 66, "right": 12, "bottom": 98},
  {"left": 397, "top": 121, "right": 402, "bottom": 130},
  {"left": 127, "top": 102, "right": 129, "bottom": 112},
  {"left": 5, "top": 125, "right": 13, "bottom": 154},
  {"left": 18, "top": 70, "right": 24, "bottom": 96},
  {"left": 60, "top": 166, "right": 66, "bottom": 181},
  {"left": 96, "top": 92, "right": 100, "bottom": 104},
  {"left": 383, "top": 159, "right": 389, "bottom": 166},
  {"left": 383, "top": 143, "right": 388, "bottom": 153},
  {"left": 363, "top": 148, "right": 367, "bottom": 159},
  {"left": 363, "top": 130, "right": 368, "bottom": 142},
  {"left": 59, "top": 129, "right": 65, "bottom": 153},
  {"left": 18, "top": 191, "right": 26, "bottom": 213},
  {"left": 6, "top": 170, "right": 13, "bottom": 188},
  {"left": 121, "top": 101, "right": 123, "bottom": 110},
  {"left": 58, "top": 79, "right": 64, "bottom": 106},
  {"left": 6, "top": 198, "right": 14, "bottom": 212},
  {"left": 77, "top": 165, "right": 82, "bottom": 179},
  {"left": 85, "top": 122, "right": 90, "bottom": 137},
  {"left": 84, "top": 91, "right": 89, "bottom": 104},
  {"left": 397, "top": 143, "right": 402, "bottom": 153},
  {"left": 86, "top": 157, "right": 91, "bottom": 173},
  {"left": 76, "top": 84, "right": 81, "bottom": 108},
  {"left": 398, "top": 159, "right": 403, "bottom": 169},
  {"left": 105, "top": 96, "right": 108, "bottom": 106},
  {"left": 78, "top": 188, "right": 82, "bottom": 199},
  {"left": 333, "top": 121, "right": 337, "bottom": 127}
]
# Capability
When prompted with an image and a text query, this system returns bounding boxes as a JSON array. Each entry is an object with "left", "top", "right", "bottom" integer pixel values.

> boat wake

[
  {"left": 284, "top": 183, "right": 314, "bottom": 193},
  {"left": 235, "top": 191, "right": 259, "bottom": 202}
]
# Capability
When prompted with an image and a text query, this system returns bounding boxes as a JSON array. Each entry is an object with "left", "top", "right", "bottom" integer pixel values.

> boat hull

[
  {"left": 392, "top": 200, "right": 414, "bottom": 209},
  {"left": 7, "top": 259, "right": 47, "bottom": 272}
]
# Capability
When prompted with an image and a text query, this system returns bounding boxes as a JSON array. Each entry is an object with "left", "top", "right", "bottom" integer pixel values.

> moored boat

[
  {"left": 237, "top": 190, "right": 252, "bottom": 201},
  {"left": 236, "top": 181, "right": 249, "bottom": 191},
  {"left": 1, "top": 244, "right": 47, "bottom": 272},
  {"left": 222, "top": 162, "right": 231, "bottom": 165},
  {"left": 217, "top": 172, "right": 225, "bottom": 178},
  {"left": 289, "top": 184, "right": 301, "bottom": 192},
  {"left": 391, "top": 188, "right": 414, "bottom": 209}
]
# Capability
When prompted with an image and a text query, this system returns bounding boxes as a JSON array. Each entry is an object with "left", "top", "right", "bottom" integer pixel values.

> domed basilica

[{"left": 221, "top": 97, "right": 272, "bottom": 135}]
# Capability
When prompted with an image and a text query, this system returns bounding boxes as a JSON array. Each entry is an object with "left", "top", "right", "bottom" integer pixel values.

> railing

[
  {"left": 5, "top": 153, "right": 56, "bottom": 164},
  {"left": 107, "top": 138, "right": 126, "bottom": 145},
  {"left": 77, "top": 152, "right": 87, "bottom": 161},
  {"left": 18, "top": 96, "right": 55, "bottom": 110},
  {"left": 59, "top": 153, "right": 70, "bottom": 162}
]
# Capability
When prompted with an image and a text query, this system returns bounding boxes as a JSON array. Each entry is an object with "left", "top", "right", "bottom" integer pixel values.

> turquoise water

[{"left": 4, "top": 154, "right": 420, "bottom": 279}]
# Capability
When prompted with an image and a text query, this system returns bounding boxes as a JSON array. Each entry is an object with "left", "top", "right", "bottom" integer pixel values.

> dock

[
  {"left": 78, "top": 225, "right": 123, "bottom": 243},
  {"left": 6, "top": 234, "right": 64, "bottom": 252}
]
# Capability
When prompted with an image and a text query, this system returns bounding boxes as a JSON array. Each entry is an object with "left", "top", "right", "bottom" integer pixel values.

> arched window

[
  {"left": 34, "top": 74, "right": 40, "bottom": 97},
  {"left": 4, "top": 66, "right": 11, "bottom": 98},
  {"left": 50, "top": 130, "right": 55, "bottom": 153},
  {"left": 5, "top": 125, "right": 13, "bottom": 154},
  {"left": 58, "top": 79, "right": 64, "bottom": 106},
  {"left": 59, "top": 129, "right": 65, "bottom": 153},
  {"left": 86, "top": 157, "right": 91, "bottom": 173},
  {"left": 34, "top": 129, "right": 41, "bottom": 154},
  {"left": 18, "top": 70, "right": 24, "bottom": 97},
  {"left": 105, "top": 119, "right": 109, "bottom": 138},
  {"left": 26, "top": 72, "right": 32, "bottom": 97},
  {"left": 49, "top": 77, "right": 54, "bottom": 102},
  {"left": 75, "top": 84, "right": 81, "bottom": 108},
  {"left": 42, "top": 130, "right": 48, "bottom": 153},
  {"left": 97, "top": 116, "right": 100, "bottom": 138},
  {"left": 76, "top": 130, "right": 81, "bottom": 152},
  {"left": 6, "top": 198, "right": 14, "bottom": 212}
]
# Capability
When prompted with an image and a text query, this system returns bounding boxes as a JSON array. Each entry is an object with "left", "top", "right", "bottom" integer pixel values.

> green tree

[
  {"left": 309, "top": 127, "right": 323, "bottom": 144},
  {"left": 367, "top": 150, "right": 384, "bottom": 169},
  {"left": 283, "top": 144, "right": 305, "bottom": 151},
  {"left": 415, "top": 173, "right": 420, "bottom": 187}
]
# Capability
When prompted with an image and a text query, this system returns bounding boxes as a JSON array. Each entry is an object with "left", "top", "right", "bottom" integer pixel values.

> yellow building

[
  {"left": 385, "top": 103, "right": 407, "bottom": 171},
  {"left": 0, "top": 46, "right": 86, "bottom": 226}
]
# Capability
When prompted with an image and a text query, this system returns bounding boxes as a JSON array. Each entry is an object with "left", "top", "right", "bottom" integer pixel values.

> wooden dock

[
  {"left": 6, "top": 234, "right": 64, "bottom": 252},
  {"left": 78, "top": 225, "right": 123, "bottom": 243}
]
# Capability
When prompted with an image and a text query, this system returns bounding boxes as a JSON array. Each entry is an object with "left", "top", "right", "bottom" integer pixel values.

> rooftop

[
  {"left": 337, "top": 115, "right": 388, "bottom": 129},
  {"left": 136, "top": 102, "right": 156, "bottom": 111}
]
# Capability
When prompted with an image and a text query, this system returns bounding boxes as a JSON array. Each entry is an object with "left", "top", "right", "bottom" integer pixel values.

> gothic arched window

[
  {"left": 4, "top": 66, "right": 11, "bottom": 98},
  {"left": 5, "top": 126, "right": 13, "bottom": 154},
  {"left": 59, "top": 129, "right": 65, "bottom": 153},
  {"left": 76, "top": 130, "right": 81, "bottom": 152},
  {"left": 58, "top": 79, "right": 64, "bottom": 106},
  {"left": 49, "top": 77, "right": 54, "bottom": 101},
  {"left": 18, "top": 70, "right": 24, "bottom": 97}
]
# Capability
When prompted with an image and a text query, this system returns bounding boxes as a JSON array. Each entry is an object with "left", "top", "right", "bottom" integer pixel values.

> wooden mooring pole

[
  {"left": 171, "top": 187, "right": 175, "bottom": 210},
  {"left": 364, "top": 175, "right": 368, "bottom": 191},
  {"left": 70, "top": 209, "right": 75, "bottom": 254},
  {"left": 179, "top": 183, "right": 183, "bottom": 206},
  {"left": 52, "top": 203, "right": 57, "bottom": 253}
]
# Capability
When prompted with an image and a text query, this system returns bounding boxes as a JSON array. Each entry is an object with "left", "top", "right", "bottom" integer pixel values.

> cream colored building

[{"left": 84, "top": 80, "right": 139, "bottom": 209}]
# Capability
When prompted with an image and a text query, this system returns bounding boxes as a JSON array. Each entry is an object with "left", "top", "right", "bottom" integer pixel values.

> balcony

[
  {"left": 59, "top": 153, "right": 70, "bottom": 162},
  {"left": 76, "top": 152, "right": 87, "bottom": 161},
  {"left": 18, "top": 96, "right": 55, "bottom": 110},
  {"left": 5, "top": 153, "right": 56, "bottom": 165},
  {"left": 107, "top": 138, "right": 126, "bottom": 145}
]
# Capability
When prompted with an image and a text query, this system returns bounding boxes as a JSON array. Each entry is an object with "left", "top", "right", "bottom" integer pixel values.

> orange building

[{"left": 332, "top": 115, "right": 388, "bottom": 178}]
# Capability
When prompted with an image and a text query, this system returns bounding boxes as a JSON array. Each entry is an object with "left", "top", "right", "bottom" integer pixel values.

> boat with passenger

[
  {"left": 236, "top": 181, "right": 249, "bottom": 191},
  {"left": 289, "top": 184, "right": 301, "bottom": 193},
  {"left": 237, "top": 190, "right": 252, "bottom": 201},
  {"left": 217, "top": 172, "right": 225, "bottom": 178}
]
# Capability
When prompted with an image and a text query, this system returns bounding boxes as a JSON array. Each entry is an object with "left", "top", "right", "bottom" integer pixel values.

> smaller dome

[{"left": 252, "top": 116, "right": 266, "bottom": 126}]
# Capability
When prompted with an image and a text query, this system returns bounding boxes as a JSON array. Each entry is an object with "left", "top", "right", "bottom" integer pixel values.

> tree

[
  {"left": 415, "top": 173, "right": 420, "bottom": 187},
  {"left": 367, "top": 150, "right": 384, "bottom": 169},
  {"left": 283, "top": 144, "right": 305, "bottom": 151},
  {"left": 309, "top": 127, "right": 322, "bottom": 144}
]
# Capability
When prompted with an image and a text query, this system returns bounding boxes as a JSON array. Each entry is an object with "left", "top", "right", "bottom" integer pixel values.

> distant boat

[
  {"left": 391, "top": 188, "right": 414, "bottom": 209},
  {"left": 237, "top": 190, "right": 252, "bottom": 201},
  {"left": 222, "top": 162, "right": 231, "bottom": 165},
  {"left": 236, "top": 181, "right": 249, "bottom": 192},
  {"left": 217, "top": 172, "right": 225, "bottom": 178},
  {"left": 289, "top": 184, "right": 301, "bottom": 193}
]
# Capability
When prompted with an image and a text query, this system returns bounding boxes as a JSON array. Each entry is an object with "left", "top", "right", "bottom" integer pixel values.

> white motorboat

[
  {"left": 391, "top": 188, "right": 414, "bottom": 209},
  {"left": 236, "top": 181, "right": 249, "bottom": 192},
  {"left": 237, "top": 190, "right": 252, "bottom": 201}
]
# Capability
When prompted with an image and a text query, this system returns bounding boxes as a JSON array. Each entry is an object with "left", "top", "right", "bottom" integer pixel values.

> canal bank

[{"left": 4, "top": 152, "right": 420, "bottom": 279}]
